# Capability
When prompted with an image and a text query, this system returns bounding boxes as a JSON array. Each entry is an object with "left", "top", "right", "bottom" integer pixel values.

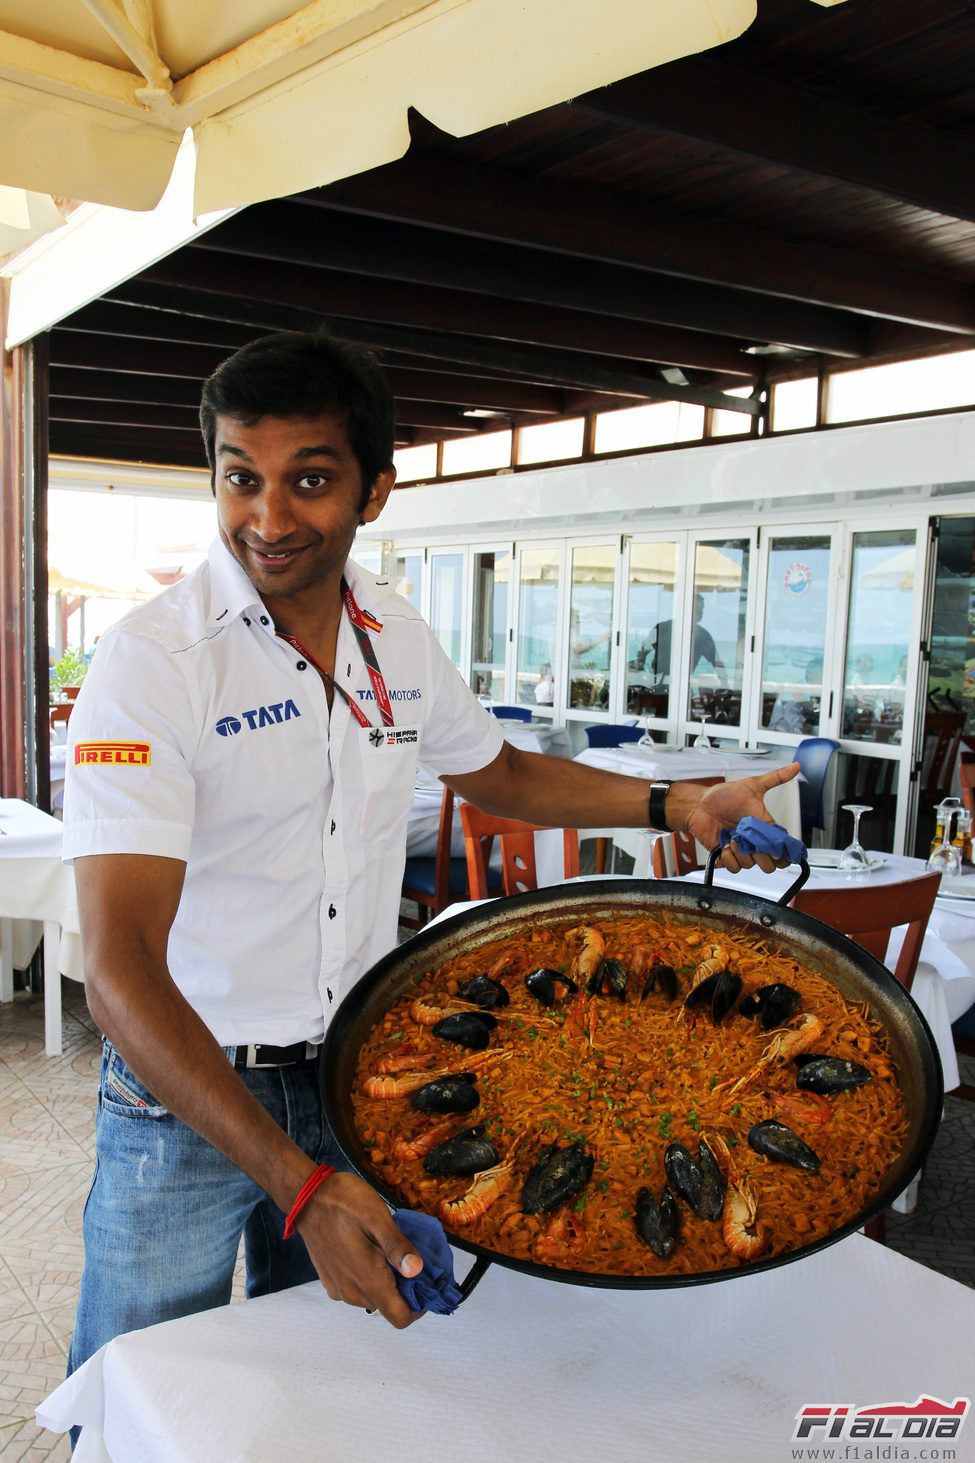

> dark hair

[{"left": 200, "top": 329, "right": 395, "bottom": 507}]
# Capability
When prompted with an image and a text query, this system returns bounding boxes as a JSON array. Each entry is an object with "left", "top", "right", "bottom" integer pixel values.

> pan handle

[
  {"left": 458, "top": 1253, "right": 491, "bottom": 1302},
  {"left": 703, "top": 845, "right": 811, "bottom": 913}
]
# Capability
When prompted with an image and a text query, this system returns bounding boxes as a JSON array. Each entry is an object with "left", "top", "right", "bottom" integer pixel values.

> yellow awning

[{"left": 0, "top": 0, "right": 757, "bottom": 225}]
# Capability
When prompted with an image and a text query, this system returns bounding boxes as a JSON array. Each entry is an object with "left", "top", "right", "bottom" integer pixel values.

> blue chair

[
  {"left": 796, "top": 736, "right": 840, "bottom": 835},
  {"left": 584, "top": 724, "right": 644, "bottom": 749},
  {"left": 401, "top": 787, "right": 500, "bottom": 927},
  {"left": 490, "top": 705, "right": 533, "bottom": 722}
]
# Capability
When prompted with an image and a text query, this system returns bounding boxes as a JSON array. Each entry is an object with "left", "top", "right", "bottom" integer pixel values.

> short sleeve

[
  {"left": 62, "top": 628, "right": 198, "bottom": 864},
  {"left": 415, "top": 629, "right": 505, "bottom": 776}
]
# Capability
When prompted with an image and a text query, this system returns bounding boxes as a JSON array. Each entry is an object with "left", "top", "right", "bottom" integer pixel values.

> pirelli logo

[{"left": 74, "top": 741, "right": 151, "bottom": 767}]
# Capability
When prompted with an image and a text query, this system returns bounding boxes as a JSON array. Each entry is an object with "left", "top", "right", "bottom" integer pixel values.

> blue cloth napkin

[
  {"left": 718, "top": 817, "right": 806, "bottom": 864},
  {"left": 392, "top": 1209, "right": 463, "bottom": 1315}
]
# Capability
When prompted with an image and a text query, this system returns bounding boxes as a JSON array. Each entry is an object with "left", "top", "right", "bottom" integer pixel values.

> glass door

[
  {"left": 470, "top": 547, "right": 511, "bottom": 701},
  {"left": 514, "top": 544, "right": 561, "bottom": 712},
  {"left": 621, "top": 535, "right": 683, "bottom": 734},
  {"left": 427, "top": 549, "right": 467, "bottom": 671},
  {"left": 564, "top": 540, "right": 618, "bottom": 716},
  {"left": 684, "top": 534, "right": 754, "bottom": 741},
  {"left": 755, "top": 532, "right": 837, "bottom": 744}
]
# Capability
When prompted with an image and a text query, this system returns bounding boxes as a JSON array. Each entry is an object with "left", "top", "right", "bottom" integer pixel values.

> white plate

[
  {"left": 805, "top": 849, "right": 888, "bottom": 873},
  {"left": 733, "top": 748, "right": 773, "bottom": 758},
  {"left": 935, "top": 874, "right": 975, "bottom": 901}
]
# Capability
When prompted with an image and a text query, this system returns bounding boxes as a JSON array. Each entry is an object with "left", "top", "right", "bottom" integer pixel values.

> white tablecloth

[
  {"left": 680, "top": 854, "right": 975, "bottom": 1093},
  {"left": 573, "top": 744, "right": 802, "bottom": 854},
  {"left": 37, "top": 1234, "right": 975, "bottom": 1463},
  {"left": 0, "top": 798, "right": 82, "bottom": 1055}
]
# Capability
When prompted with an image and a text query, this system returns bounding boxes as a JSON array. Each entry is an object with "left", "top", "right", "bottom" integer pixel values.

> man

[
  {"left": 643, "top": 593, "right": 728, "bottom": 687},
  {"left": 63, "top": 330, "right": 797, "bottom": 1372}
]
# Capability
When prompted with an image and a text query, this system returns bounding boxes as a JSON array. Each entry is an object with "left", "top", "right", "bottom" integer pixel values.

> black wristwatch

[{"left": 648, "top": 780, "right": 673, "bottom": 832}]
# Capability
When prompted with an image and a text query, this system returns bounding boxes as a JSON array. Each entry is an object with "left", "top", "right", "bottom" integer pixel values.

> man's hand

[
  {"left": 296, "top": 1171, "right": 425, "bottom": 1328},
  {"left": 668, "top": 762, "right": 801, "bottom": 874}
]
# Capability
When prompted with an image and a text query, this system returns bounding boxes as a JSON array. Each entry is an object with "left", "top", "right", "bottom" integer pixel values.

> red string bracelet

[{"left": 282, "top": 1163, "right": 335, "bottom": 1239}]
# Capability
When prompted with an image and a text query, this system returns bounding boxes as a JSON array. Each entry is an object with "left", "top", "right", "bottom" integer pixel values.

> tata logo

[{"left": 216, "top": 700, "right": 301, "bottom": 737}]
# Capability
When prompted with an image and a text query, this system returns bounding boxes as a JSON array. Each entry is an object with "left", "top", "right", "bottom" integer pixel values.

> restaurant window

[
  {"left": 841, "top": 529, "right": 916, "bottom": 745},
  {"left": 516, "top": 545, "right": 560, "bottom": 707},
  {"left": 709, "top": 387, "right": 753, "bottom": 439},
  {"left": 429, "top": 552, "right": 464, "bottom": 669},
  {"left": 687, "top": 539, "right": 750, "bottom": 731},
  {"left": 771, "top": 377, "right": 818, "bottom": 432},
  {"left": 624, "top": 540, "right": 679, "bottom": 723},
  {"left": 826, "top": 350, "right": 975, "bottom": 425},
  {"left": 392, "top": 443, "right": 438, "bottom": 483},
  {"left": 516, "top": 418, "right": 585, "bottom": 466},
  {"left": 593, "top": 400, "right": 704, "bottom": 454},
  {"left": 390, "top": 550, "right": 422, "bottom": 612},
  {"left": 441, "top": 429, "right": 512, "bottom": 477},
  {"left": 566, "top": 544, "right": 615, "bottom": 712},
  {"left": 471, "top": 549, "right": 510, "bottom": 700},
  {"left": 760, "top": 536, "right": 832, "bottom": 735}
]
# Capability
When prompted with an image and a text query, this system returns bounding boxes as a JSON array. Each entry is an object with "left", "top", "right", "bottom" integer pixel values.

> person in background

[
  {"left": 62, "top": 329, "right": 799, "bottom": 1396},
  {"left": 642, "top": 594, "right": 728, "bottom": 688}
]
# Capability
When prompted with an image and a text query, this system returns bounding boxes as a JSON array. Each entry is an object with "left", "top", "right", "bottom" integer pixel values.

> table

[
  {"left": 680, "top": 854, "right": 975, "bottom": 1093},
  {"left": 574, "top": 744, "right": 802, "bottom": 865},
  {"left": 36, "top": 1233, "right": 975, "bottom": 1463},
  {"left": 0, "top": 798, "right": 81, "bottom": 1056}
]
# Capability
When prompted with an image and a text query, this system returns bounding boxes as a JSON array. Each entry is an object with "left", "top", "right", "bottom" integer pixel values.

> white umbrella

[
  {"left": 48, "top": 551, "right": 160, "bottom": 602},
  {"left": 0, "top": 0, "right": 756, "bottom": 230}
]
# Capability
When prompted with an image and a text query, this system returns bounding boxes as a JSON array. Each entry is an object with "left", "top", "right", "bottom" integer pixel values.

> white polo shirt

[{"left": 62, "top": 540, "right": 504, "bottom": 1046}]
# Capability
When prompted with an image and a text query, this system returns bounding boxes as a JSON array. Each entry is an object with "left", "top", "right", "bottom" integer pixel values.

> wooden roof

[{"left": 46, "top": 0, "right": 975, "bottom": 470}]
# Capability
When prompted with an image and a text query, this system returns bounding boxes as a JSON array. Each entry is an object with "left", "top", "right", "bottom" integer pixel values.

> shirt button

[
  {"left": 260, "top": 615, "right": 269, "bottom": 625},
  {"left": 296, "top": 660, "right": 307, "bottom": 671},
  {"left": 328, "top": 904, "right": 337, "bottom": 919},
  {"left": 243, "top": 617, "right": 251, "bottom": 626},
  {"left": 330, "top": 820, "right": 336, "bottom": 834}
]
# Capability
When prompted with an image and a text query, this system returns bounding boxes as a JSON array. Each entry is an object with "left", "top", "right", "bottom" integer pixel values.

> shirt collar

[{"left": 205, "top": 538, "right": 394, "bottom": 634}]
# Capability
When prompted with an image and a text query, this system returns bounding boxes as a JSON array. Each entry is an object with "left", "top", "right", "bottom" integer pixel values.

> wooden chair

[
  {"left": 459, "top": 802, "right": 580, "bottom": 899},
  {"left": 400, "top": 786, "right": 473, "bottom": 928},
  {"left": 49, "top": 703, "right": 73, "bottom": 731},
  {"left": 790, "top": 872, "right": 941, "bottom": 994},
  {"left": 958, "top": 759, "right": 975, "bottom": 820},
  {"left": 920, "top": 711, "right": 966, "bottom": 807},
  {"left": 791, "top": 871, "right": 941, "bottom": 1243}
]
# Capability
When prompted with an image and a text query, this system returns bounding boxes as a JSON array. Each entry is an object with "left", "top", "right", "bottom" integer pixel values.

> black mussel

[
  {"left": 409, "top": 1074, "right": 480, "bottom": 1113},
  {"left": 738, "top": 983, "right": 803, "bottom": 1030},
  {"left": 586, "top": 957, "right": 627, "bottom": 1000},
  {"left": 458, "top": 974, "right": 510, "bottom": 1009},
  {"left": 748, "top": 1119, "right": 821, "bottom": 1171},
  {"left": 522, "top": 1140, "right": 594, "bottom": 1214},
  {"left": 641, "top": 963, "right": 677, "bottom": 1002},
  {"left": 635, "top": 1185, "right": 679, "bottom": 1258},
  {"left": 423, "top": 1126, "right": 499, "bottom": 1176},
  {"left": 664, "top": 1139, "right": 724, "bottom": 1220},
  {"left": 682, "top": 968, "right": 742, "bottom": 1024},
  {"left": 431, "top": 1011, "right": 497, "bottom": 1049},
  {"left": 524, "top": 967, "right": 578, "bottom": 1006},
  {"left": 795, "top": 1056, "right": 872, "bottom": 1093},
  {"left": 695, "top": 1137, "right": 726, "bottom": 1222},
  {"left": 663, "top": 1141, "right": 703, "bottom": 1211}
]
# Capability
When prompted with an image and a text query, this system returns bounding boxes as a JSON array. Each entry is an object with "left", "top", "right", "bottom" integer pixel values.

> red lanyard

[{"left": 275, "top": 578, "right": 394, "bottom": 729}]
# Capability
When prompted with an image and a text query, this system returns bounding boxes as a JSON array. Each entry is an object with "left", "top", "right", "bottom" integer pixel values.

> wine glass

[
  {"left": 838, "top": 804, "right": 872, "bottom": 872},
  {"left": 637, "top": 715, "right": 654, "bottom": 748},
  {"left": 693, "top": 720, "right": 712, "bottom": 749}
]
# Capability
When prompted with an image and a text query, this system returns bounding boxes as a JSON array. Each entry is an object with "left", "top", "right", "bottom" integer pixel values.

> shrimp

[
  {"left": 410, "top": 992, "right": 486, "bottom": 1026},
  {"left": 438, "top": 1156, "right": 517, "bottom": 1226},
  {"left": 691, "top": 945, "right": 730, "bottom": 987},
  {"left": 533, "top": 1208, "right": 586, "bottom": 1265},
  {"left": 390, "top": 1119, "right": 460, "bottom": 1162},
  {"left": 565, "top": 924, "right": 605, "bottom": 984},
  {"left": 722, "top": 1173, "right": 770, "bottom": 1261},
  {"left": 719, "top": 1013, "right": 824, "bottom": 1106},
  {"left": 764, "top": 1089, "right": 833, "bottom": 1125}
]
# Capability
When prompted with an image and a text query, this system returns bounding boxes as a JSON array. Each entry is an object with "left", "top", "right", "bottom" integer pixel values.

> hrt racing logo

[
  {"left": 216, "top": 700, "right": 301, "bottom": 736},
  {"left": 794, "top": 1396, "right": 969, "bottom": 1446}
]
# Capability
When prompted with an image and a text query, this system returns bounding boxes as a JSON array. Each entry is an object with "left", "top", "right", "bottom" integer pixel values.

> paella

[{"left": 350, "top": 912, "right": 908, "bottom": 1276}]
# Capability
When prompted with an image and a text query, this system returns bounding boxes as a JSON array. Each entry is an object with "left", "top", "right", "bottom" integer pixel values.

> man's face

[{"left": 213, "top": 412, "right": 394, "bottom": 609}]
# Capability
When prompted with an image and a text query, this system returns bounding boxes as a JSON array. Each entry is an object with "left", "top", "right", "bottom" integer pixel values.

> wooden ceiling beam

[
  {"left": 314, "top": 149, "right": 975, "bottom": 334},
  {"left": 133, "top": 255, "right": 758, "bottom": 376},
  {"left": 575, "top": 58, "right": 975, "bottom": 224},
  {"left": 48, "top": 421, "right": 207, "bottom": 469},
  {"left": 58, "top": 300, "right": 260, "bottom": 351},
  {"left": 50, "top": 366, "right": 203, "bottom": 408},
  {"left": 192, "top": 203, "right": 867, "bottom": 359},
  {"left": 49, "top": 399, "right": 200, "bottom": 431}
]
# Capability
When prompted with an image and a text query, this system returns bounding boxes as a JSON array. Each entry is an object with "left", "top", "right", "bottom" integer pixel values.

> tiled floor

[{"left": 3, "top": 978, "right": 973, "bottom": 1460}]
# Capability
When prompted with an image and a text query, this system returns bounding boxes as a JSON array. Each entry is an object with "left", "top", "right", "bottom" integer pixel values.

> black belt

[{"left": 234, "top": 1042, "right": 319, "bottom": 1070}]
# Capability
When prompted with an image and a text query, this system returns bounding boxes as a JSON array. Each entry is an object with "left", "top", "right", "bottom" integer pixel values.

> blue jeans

[{"left": 68, "top": 1040, "right": 346, "bottom": 1378}]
